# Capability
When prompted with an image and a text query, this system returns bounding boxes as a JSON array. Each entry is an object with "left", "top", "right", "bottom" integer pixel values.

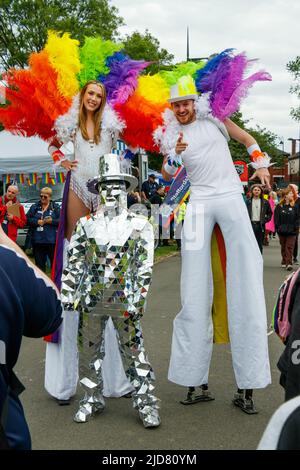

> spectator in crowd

[
  {"left": 174, "top": 198, "right": 188, "bottom": 250},
  {"left": 246, "top": 184, "right": 272, "bottom": 253},
  {"left": 275, "top": 187, "right": 299, "bottom": 270},
  {"left": 127, "top": 188, "right": 141, "bottom": 209},
  {"left": 258, "top": 268, "right": 300, "bottom": 450},
  {"left": 0, "top": 184, "right": 27, "bottom": 242},
  {"left": 288, "top": 184, "right": 300, "bottom": 264},
  {"left": 26, "top": 187, "right": 60, "bottom": 272},
  {"left": 264, "top": 191, "right": 278, "bottom": 245},
  {"left": 263, "top": 188, "right": 270, "bottom": 200},
  {"left": 150, "top": 185, "right": 168, "bottom": 246},
  {"left": 149, "top": 184, "right": 165, "bottom": 206},
  {"left": 141, "top": 174, "right": 159, "bottom": 203},
  {"left": 0, "top": 225, "right": 62, "bottom": 450}
]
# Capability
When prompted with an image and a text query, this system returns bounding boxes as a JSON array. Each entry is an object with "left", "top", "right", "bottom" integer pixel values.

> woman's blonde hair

[
  {"left": 279, "top": 187, "right": 294, "bottom": 206},
  {"left": 269, "top": 191, "right": 277, "bottom": 200},
  {"left": 41, "top": 187, "right": 52, "bottom": 196},
  {"left": 79, "top": 81, "right": 106, "bottom": 145}
]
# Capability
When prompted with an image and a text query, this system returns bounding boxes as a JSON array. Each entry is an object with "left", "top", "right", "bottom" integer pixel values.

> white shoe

[
  {"left": 286, "top": 265, "right": 293, "bottom": 271},
  {"left": 281, "top": 264, "right": 286, "bottom": 268}
]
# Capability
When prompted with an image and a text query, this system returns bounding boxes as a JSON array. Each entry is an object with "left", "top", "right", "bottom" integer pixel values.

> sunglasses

[{"left": 40, "top": 194, "right": 49, "bottom": 198}]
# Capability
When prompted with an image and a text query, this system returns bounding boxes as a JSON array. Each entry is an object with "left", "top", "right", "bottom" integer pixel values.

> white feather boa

[
  {"left": 153, "top": 93, "right": 229, "bottom": 155},
  {"left": 54, "top": 94, "right": 125, "bottom": 144}
]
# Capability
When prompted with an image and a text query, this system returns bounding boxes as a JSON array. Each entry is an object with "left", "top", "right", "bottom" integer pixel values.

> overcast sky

[
  {"left": 114, "top": 0, "right": 300, "bottom": 153},
  {"left": 0, "top": 0, "right": 299, "bottom": 157}
]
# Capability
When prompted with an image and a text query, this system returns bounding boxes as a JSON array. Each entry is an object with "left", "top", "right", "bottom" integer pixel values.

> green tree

[
  {"left": 122, "top": 30, "right": 174, "bottom": 75},
  {"left": 287, "top": 56, "right": 300, "bottom": 121},
  {"left": 0, "top": 0, "right": 124, "bottom": 69},
  {"left": 229, "top": 112, "right": 282, "bottom": 166}
]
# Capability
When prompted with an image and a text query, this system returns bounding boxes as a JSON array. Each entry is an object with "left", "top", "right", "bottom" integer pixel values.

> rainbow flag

[
  {"left": 43, "top": 173, "right": 50, "bottom": 184},
  {"left": 28, "top": 173, "right": 37, "bottom": 185},
  {"left": 56, "top": 172, "right": 65, "bottom": 183},
  {"left": 3, "top": 174, "right": 11, "bottom": 184},
  {"left": 16, "top": 174, "right": 25, "bottom": 184}
]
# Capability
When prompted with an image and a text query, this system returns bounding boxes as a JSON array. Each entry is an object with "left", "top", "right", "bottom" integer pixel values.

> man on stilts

[{"left": 158, "top": 75, "right": 272, "bottom": 414}]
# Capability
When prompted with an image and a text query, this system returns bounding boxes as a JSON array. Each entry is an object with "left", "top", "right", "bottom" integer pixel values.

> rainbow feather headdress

[{"left": 0, "top": 32, "right": 272, "bottom": 153}]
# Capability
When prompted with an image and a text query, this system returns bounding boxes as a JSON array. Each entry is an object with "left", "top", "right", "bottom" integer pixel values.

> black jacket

[
  {"left": 275, "top": 203, "right": 299, "bottom": 236},
  {"left": 246, "top": 197, "right": 272, "bottom": 227},
  {"left": 277, "top": 270, "right": 300, "bottom": 401}
]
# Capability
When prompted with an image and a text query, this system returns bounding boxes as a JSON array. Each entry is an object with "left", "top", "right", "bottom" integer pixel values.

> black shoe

[
  {"left": 232, "top": 392, "right": 258, "bottom": 414},
  {"left": 180, "top": 386, "right": 215, "bottom": 405},
  {"left": 57, "top": 398, "right": 71, "bottom": 406}
]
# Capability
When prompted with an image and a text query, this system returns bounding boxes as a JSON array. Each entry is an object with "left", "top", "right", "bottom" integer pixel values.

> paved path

[{"left": 17, "top": 237, "right": 290, "bottom": 449}]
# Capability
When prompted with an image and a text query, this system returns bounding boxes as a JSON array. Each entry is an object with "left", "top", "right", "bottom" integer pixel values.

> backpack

[{"left": 273, "top": 268, "right": 300, "bottom": 343}]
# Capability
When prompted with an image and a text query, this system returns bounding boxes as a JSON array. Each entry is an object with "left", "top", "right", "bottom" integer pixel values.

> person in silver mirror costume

[{"left": 60, "top": 153, "right": 160, "bottom": 428}]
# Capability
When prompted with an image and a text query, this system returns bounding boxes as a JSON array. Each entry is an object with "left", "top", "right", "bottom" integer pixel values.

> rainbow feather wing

[
  {"left": 0, "top": 31, "right": 80, "bottom": 140},
  {"left": 213, "top": 69, "right": 272, "bottom": 121},
  {"left": 196, "top": 49, "right": 272, "bottom": 121},
  {"left": 0, "top": 68, "right": 55, "bottom": 139}
]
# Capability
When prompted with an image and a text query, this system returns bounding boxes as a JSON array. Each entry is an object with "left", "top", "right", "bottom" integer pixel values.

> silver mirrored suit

[{"left": 60, "top": 154, "right": 160, "bottom": 428}]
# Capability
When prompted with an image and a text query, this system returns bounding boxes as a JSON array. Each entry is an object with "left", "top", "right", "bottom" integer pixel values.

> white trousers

[
  {"left": 45, "top": 314, "right": 133, "bottom": 400},
  {"left": 168, "top": 193, "right": 271, "bottom": 389}
]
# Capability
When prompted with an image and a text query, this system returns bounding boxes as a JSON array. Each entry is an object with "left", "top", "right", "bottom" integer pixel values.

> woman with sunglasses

[{"left": 26, "top": 187, "right": 60, "bottom": 273}]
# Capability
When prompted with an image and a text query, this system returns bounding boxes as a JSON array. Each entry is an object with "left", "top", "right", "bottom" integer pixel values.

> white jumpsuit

[{"left": 167, "top": 118, "right": 271, "bottom": 390}]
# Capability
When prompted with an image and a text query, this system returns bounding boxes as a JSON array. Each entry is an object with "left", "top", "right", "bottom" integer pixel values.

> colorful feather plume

[
  {"left": 211, "top": 66, "right": 272, "bottom": 120},
  {"left": 195, "top": 49, "right": 234, "bottom": 93},
  {"left": 136, "top": 74, "right": 170, "bottom": 104},
  {"left": 161, "top": 61, "right": 205, "bottom": 88},
  {"left": 103, "top": 53, "right": 150, "bottom": 105},
  {"left": 114, "top": 93, "right": 166, "bottom": 152},
  {"left": 45, "top": 31, "right": 81, "bottom": 98},
  {"left": 0, "top": 30, "right": 272, "bottom": 149},
  {"left": 78, "top": 37, "right": 123, "bottom": 87},
  {"left": 195, "top": 49, "right": 272, "bottom": 121}
]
